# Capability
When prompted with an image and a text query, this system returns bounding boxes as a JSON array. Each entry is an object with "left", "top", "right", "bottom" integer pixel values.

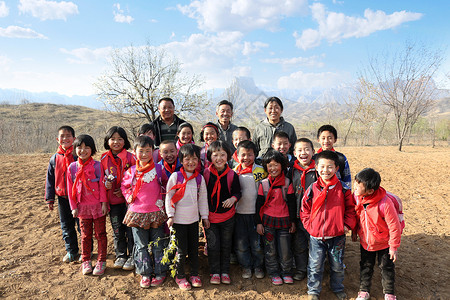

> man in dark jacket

[{"left": 152, "top": 97, "right": 186, "bottom": 146}]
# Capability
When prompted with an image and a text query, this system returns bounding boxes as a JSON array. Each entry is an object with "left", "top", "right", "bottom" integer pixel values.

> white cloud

[
  {"left": 277, "top": 70, "right": 344, "bottom": 90},
  {"left": 113, "top": 3, "right": 134, "bottom": 24},
  {"left": 0, "top": 25, "right": 47, "bottom": 39},
  {"left": 0, "top": 1, "right": 9, "bottom": 17},
  {"left": 60, "top": 47, "right": 113, "bottom": 64},
  {"left": 242, "top": 41, "right": 268, "bottom": 56},
  {"left": 294, "top": 3, "right": 423, "bottom": 50},
  {"left": 262, "top": 55, "right": 325, "bottom": 68},
  {"left": 18, "top": 0, "right": 78, "bottom": 21},
  {"left": 178, "top": 0, "right": 308, "bottom": 32}
]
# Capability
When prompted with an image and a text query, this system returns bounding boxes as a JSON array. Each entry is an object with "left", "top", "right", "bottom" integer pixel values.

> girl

[
  {"left": 165, "top": 144, "right": 210, "bottom": 290},
  {"left": 204, "top": 140, "right": 241, "bottom": 285},
  {"left": 199, "top": 122, "right": 219, "bottom": 169},
  {"left": 67, "top": 134, "right": 108, "bottom": 276},
  {"left": 100, "top": 126, "right": 135, "bottom": 271},
  {"left": 256, "top": 149, "right": 296, "bottom": 285},
  {"left": 176, "top": 122, "right": 195, "bottom": 151},
  {"left": 121, "top": 136, "right": 169, "bottom": 289}
]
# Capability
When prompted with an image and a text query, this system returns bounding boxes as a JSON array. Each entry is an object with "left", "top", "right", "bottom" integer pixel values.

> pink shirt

[{"left": 258, "top": 183, "right": 293, "bottom": 218}]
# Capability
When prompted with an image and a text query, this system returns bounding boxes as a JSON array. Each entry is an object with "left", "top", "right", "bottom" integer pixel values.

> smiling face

[
  {"left": 264, "top": 101, "right": 282, "bottom": 125},
  {"left": 203, "top": 127, "right": 218, "bottom": 146},
  {"left": 108, "top": 132, "right": 125, "bottom": 154},
  {"left": 181, "top": 154, "right": 199, "bottom": 173},
  {"left": 237, "top": 147, "right": 255, "bottom": 168},
  {"left": 266, "top": 160, "right": 282, "bottom": 178},
  {"left": 353, "top": 181, "right": 374, "bottom": 197},
  {"left": 75, "top": 143, "right": 92, "bottom": 162},
  {"left": 216, "top": 104, "right": 233, "bottom": 126},
  {"left": 316, "top": 158, "right": 338, "bottom": 183},
  {"left": 210, "top": 148, "right": 228, "bottom": 171},
  {"left": 232, "top": 130, "right": 249, "bottom": 148},
  {"left": 272, "top": 136, "right": 291, "bottom": 156},
  {"left": 318, "top": 130, "right": 336, "bottom": 151},
  {"left": 178, "top": 127, "right": 193, "bottom": 145},
  {"left": 294, "top": 141, "right": 314, "bottom": 167},
  {"left": 135, "top": 145, "right": 154, "bottom": 166},
  {"left": 158, "top": 100, "right": 175, "bottom": 122},
  {"left": 57, "top": 129, "right": 75, "bottom": 150},
  {"left": 159, "top": 142, "right": 177, "bottom": 165}
]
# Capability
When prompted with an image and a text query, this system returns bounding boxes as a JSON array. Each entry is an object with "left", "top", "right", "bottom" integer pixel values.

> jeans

[
  {"left": 360, "top": 246, "right": 395, "bottom": 294},
  {"left": 234, "top": 214, "right": 264, "bottom": 270},
  {"left": 58, "top": 196, "right": 79, "bottom": 255},
  {"left": 292, "top": 218, "right": 309, "bottom": 275},
  {"left": 80, "top": 215, "right": 107, "bottom": 262},
  {"left": 173, "top": 222, "right": 199, "bottom": 279},
  {"left": 132, "top": 225, "right": 168, "bottom": 276},
  {"left": 206, "top": 216, "right": 234, "bottom": 274},
  {"left": 263, "top": 226, "right": 293, "bottom": 277},
  {"left": 109, "top": 203, "right": 133, "bottom": 259},
  {"left": 308, "top": 235, "right": 346, "bottom": 295}
]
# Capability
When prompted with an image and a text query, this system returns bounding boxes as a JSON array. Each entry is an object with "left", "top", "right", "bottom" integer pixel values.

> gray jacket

[{"left": 253, "top": 117, "right": 297, "bottom": 157}]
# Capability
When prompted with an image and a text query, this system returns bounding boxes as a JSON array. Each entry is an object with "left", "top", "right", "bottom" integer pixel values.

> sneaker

[
  {"left": 271, "top": 276, "right": 283, "bottom": 285},
  {"left": 175, "top": 277, "right": 192, "bottom": 291},
  {"left": 81, "top": 260, "right": 92, "bottom": 275},
  {"left": 242, "top": 268, "right": 252, "bottom": 279},
  {"left": 221, "top": 273, "right": 231, "bottom": 284},
  {"left": 140, "top": 275, "right": 151, "bottom": 288},
  {"left": 308, "top": 295, "right": 320, "bottom": 300},
  {"left": 122, "top": 257, "right": 135, "bottom": 271},
  {"left": 189, "top": 276, "right": 202, "bottom": 288},
  {"left": 113, "top": 257, "right": 127, "bottom": 269},
  {"left": 283, "top": 275, "right": 294, "bottom": 284},
  {"left": 384, "top": 294, "right": 396, "bottom": 300},
  {"left": 92, "top": 261, "right": 106, "bottom": 276},
  {"left": 63, "top": 252, "right": 77, "bottom": 263},
  {"left": 254, "top": 268, "right": 265, "bottom": 279},
  {"left": 334, "top": 291, "right": 348, "bottom": 300},
  {"left": 293, "top": 272, "right": 306, "bottom": 281},
  {"left": 151, "top": 275, "right": 166, "bottom": 287},
  {"left": 356, "top": 291, "right": 370, "bottom": 300},
  {"left": 210, "top": 274, "right": 220, "bottom": 284}
]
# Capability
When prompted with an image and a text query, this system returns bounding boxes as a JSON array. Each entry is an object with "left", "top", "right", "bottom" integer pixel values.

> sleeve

[
  {"left": 254, "top": 183, "right": 265, "bottom": 224},
  {"left": 120, "top": 168, "right": 133, "bottom": 201},
  {"left": 198, "top": 176, "right": 209, "bottom": 220},
  {"left": 66, "top": 162, "right": 77, "bottom": 210},
  {"left": 44, "top": 155, "right": 56, "bottom": 202},
  {"left": 343, "top": 189, "right": 357, "bottom": 230},
  {"left": 289, "top": 124, "right": 297, "bottom": 154},
  {"left": 165, "top": 173, "right": 178, "bottom": 218},
  {"left": 383, "top": 198, "right": 402, "bottom": 252},
  {"left": 286, "top": 183, "right": 297, "bottom": 222},
  {"left": 98, "top": 164, "right": 107, "bottom": 204},
  {"left": 253, "top": 126, "right": 261, "bottom": 157},
  {"left": 300, "top": 186, "right": 313, "bottom": 234},
  {"left": 151, "top": 119, "right": 161, "bottom": 146},
  {"left": 230, "top": 172, "right": 241, "bottom": 201}
]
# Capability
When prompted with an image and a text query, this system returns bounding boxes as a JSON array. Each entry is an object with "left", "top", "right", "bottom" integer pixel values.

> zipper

[
  {"left": 322, "top": 189, "right": 328, "bottom": 238},
  {"left": 364, "top": 206, "right": 369, "bottom": 245}
]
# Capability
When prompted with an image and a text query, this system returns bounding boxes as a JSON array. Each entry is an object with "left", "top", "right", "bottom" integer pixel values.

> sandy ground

[{"left": 0, "top": 146, "right": 449, "bottom": 300}]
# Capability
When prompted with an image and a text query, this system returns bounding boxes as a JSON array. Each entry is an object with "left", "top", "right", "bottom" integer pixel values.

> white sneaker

[
  {"left": 356, "top": 291, "right": 370, "bottom": 300},
  {"left": 122, "top": 257, "right": 135, "bottom": 270},
  {"left": 114, "top": 257, "right": 127, "bottom": 269}
]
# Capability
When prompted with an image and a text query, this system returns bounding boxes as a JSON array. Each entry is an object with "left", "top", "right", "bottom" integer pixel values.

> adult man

[
  {"left": 215, "top": 100, "right": 238, "bottom": 152},
  {"left": 152, "top": 97, "right": 186, "bottom": 146}
]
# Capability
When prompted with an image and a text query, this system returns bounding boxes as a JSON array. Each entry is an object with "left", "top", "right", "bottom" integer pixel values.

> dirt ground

[{"left": 0, "top": 146, "right": 449, "bottom": 299}]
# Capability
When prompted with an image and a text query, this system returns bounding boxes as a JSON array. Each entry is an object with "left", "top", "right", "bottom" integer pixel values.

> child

[
  {"left": 121, "top": 136, "right": 169, "bottom": 288},
  {"left": 301, "top": 150, "right": 356, "bottom": 300},
  {"left": 315, "top": 125, "right": 351, "bottom": 189},
  {"left": 176, "top": 122, "right": 195, "bottom": 151},
  {"left": 45, "top": 125, "right": 79, "bottom": 263},
  {"left": 165, "top": 144, "right": 210, "bottom": 290},
  {"left": 290, "top": 138, "right": 317, "bottom": 281},
  {"left": 255, "top": 149, "right": 296, "bottom": 285},
  {"left": 229, "top": 126, "right": 251, "bottom": 169},
  {"left": 158, "top": 140, "right": 182, "bottom": 178},
  {"left": 67, "top": 134, "right": 108, "bottom": 276},
  {"left": 271, "top": 131, "right": 295, "bottom": 172},
  {"left": 233, "top": 140, "right": 267, "bottom": 279},
  {"left": 352, "top": 168, "right": 401, "bottom": 300},
  {"left": 100, "top": 126, "right": 136, "bottom": 271},
  {"left": 204, "top": 140, "right": 241, "bottom": 285},
  {"left": 139, "top": 123, "right": 161, "bottom": 163},
  {"left": 200, "top": 122, "right": 219, "bottom": 169}
]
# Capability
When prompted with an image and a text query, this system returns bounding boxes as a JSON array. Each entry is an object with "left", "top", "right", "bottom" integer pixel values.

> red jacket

[
  {"left": 301, "top": 180, "right": 356, "bottom": 238},
  {"left": 354, "top": 191, "right": 402, "bottom": 252}
]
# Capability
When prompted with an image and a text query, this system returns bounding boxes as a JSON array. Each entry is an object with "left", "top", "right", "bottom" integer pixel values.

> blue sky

[{"left": 0, "top": 0, "right": 449, "bottom": 96}]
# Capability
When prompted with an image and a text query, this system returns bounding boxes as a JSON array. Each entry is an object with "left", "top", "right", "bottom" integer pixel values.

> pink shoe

[
  {"left": 385, "top": 294, "right": 396, "bottom": 300},
  {"left": 271, "top": 276, "right": 283, "bottom": 285},
  {"left": 92, "top": 261, "right": 106, "bottom": 276},
  {"left": 221, "top": 273, "right": 231, "bottom": 284},
  {"left": 356, "top": 291, "right": 370, "bottom": 300},
  {"left": 282, "top": 275, "right": 294, "bottom": 284},
  {"left": 81, "top": 260, "right": 92, "bottom": 275},
  {"left": 151, "top": 275, "right": 166, "bottom": 287},
  {"left": 140, "top": 276, "right": 151, "bottom": 288},
  {"left": 175, "top": 277, "right": 192, "bottom": 291},
  {"left": 210, "top": 274, "right": 220, "bottom": 284},
  {"left": 189, "top": 275, "right": 202, "bottom": 287}
]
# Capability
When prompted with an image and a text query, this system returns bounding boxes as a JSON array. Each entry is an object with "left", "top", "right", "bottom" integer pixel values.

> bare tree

[
  {"left": 94, "top": 44, "right": 208, "bottom": 125},
  {"left": 360, "top": 41, "right": 443, "bottom": 151}
]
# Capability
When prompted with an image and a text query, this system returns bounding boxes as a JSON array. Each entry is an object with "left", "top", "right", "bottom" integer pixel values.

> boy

[
  {"left": 233, "top": 140, "right": 267, "bottom": 279},
  {"left": 229, "top": 126, "right": 251, "bottom": 169},
  {"left": 158, "top": 140, "right": 182, "bottom": 178},
  {"left": 290, "top": 138, "right": 317, "bottom": 281},
  {"left": 315, "top": 125, "right": 351, "bottom": 189},
  {"left": 352, "top": 168, "right": 401, "bottom": 300},
  {"left": 301, "top": 150, "right": 356, "bottom": 300},
  {"left": 271, "top": 131, "right": 295, "bottom": 172},
  {"left": 45, "top": 125, "right": 79, "bottom": 262}
]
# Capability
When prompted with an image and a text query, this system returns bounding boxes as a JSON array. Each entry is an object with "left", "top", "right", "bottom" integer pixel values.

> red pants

[{"left": 80, "top": 215, "right": 107, "bottom": 262}]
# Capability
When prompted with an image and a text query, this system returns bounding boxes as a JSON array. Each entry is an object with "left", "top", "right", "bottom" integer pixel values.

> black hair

[
  {"left": 355, "top": 168, "right": 381, "bottom": 191},
  {"left": 73, "top": 134, "right": 97, "bottom": 156},
  {"left": 273, "top": 130, "right": 289, "bottom": 141},
  {"left": 160, "top": 139, "right": 177, "bottom": 148},
  {"left": 207, "top": 140, "right": 232, "bottom": 162},
  {"left": 317, "top": 124, "right": 338, "bottom": 140},
  {"left": 217, "top": 99, "right": 233, "bottom": 111},
  {"left": 315, "top": 150, "right": 339, "bottom": 167},
  {"left": 138, "top": 123, "right": 155, "bottom": 136},
  {"left": 295, "top": 138, "right": 315, "bottom": 152},
  {"left": 264, "top": 96, "right": 283, "bottom": 110},
  {"left": 200, "top": 122, "right": 219, "bottom": 143},
  {"left": 58, "top": 125, "right": 75, "bottom": 137},
  {"left": 104, "top": 126, "right": 131, "bottom": 150},
  {"left": 158, "top": 97, "right": 174, "bottom": 106},
  {"left": 133, "top": 135, "right": 154, "bottom": 151},
  {"left": 233, "top": 126, "right": 251, "bottom": 140},
  {"left": 262, "top": 149, "right": 288, "bottom": 172},
  {"left": 176, "top": 122, "right": 195, "bottom": 140},
  {"left": 237, "top": 140, "right": 257, "bottom": 156},
  {"left": 179, "top": 143, "right": 201, "bottom": 162}
]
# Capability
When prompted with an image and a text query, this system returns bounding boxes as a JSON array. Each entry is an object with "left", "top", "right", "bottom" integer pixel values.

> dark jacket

[{"left": 152, "top": 114, "right": 186, "bottom": 146}]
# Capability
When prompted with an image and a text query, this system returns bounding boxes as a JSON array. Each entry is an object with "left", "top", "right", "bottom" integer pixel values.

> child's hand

[
  {"left": 289, "top": 222, "right": 296, "bottom": 233},
  {"left": 389, "top": 249, "right": 398, "bottom": 262},
  {"left": 351, "top": 230, "right": 358, "bottom": 242},
  {"left": 202, "top": 219, "right": 210, "bottom": 229},
  {"left": 105, "top": 181, "right": 113, "bottom": 190},
  {"left": 256, "top": 224, "right": 264, "bottom": 236},
  {"left": 344, "top": 225, "right": 350, "bottom": 234},
  {"left": 222, "top": 197, "right": 237, "bottom": 208},
  {"left": 72, "top": 209, "right": 78, "bottom": 218},
  {"left": 48, "top": 202, "right": 54, "bottom": 211},
  {"left": 101, "top": 202, "right": 108, "bottom": 216},
  {"left": 113, "top": 188, "right": 123, "bottom": 197},
  {"left": 167, "top": 217, "right": 174, "bottom": 228}
]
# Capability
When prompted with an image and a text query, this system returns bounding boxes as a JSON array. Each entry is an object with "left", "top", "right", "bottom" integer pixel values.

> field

[{"left": 0, "top": 146, "right": 449, "bottom": 299}]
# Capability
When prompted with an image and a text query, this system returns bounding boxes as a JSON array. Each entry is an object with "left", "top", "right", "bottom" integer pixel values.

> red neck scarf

[
  {"left": 232, "top": 150, "right": 239, "bottom": 163},
  {"left": 235, "top": 163, "right": 253, "bottom": 175},
  {"left": 311, "top": 175, "right": 339, "bottom": 220},
  {"left": 169, "top": 167, "right": 199, "bottom": 207},
  {"left": 293, "top": 160, "right": 315, "bottom": 191},
  {"left": 163, "top": 160, "right": 177, "bottom": 175},
  {"left": 72, "top": 157, "right": 94, "bottom": 201},
  {"left": 317, "top": 147, "right": 335, "bottom": 153},
  {"left": 209, "top": 164, "right": 230, "bottom": 211},
  {"left": 355, "top": 187, "right": 386, "bottom": 214},
  {"left": 106, "top": 148, "right": 128, "bottom": 184},
  {"left": 57, "top": 145, "right": 74, "bottom": 173},
  {"left": 259, "top": 173, "right": 286, "bottom": 219},
  {"left": 132, "top": 159, "right": 155, "bottom": 202},
  {"left": 177, "top": 139, "right": 194, "bottom": 149}
]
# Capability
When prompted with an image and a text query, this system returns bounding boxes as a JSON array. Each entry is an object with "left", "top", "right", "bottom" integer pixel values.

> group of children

[{"left": 45, "top": 118, "right": 402, "bottom": 300}]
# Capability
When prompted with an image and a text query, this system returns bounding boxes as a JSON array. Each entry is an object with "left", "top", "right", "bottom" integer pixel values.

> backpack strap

[
  {"left": 69, "top": 162, "right": 77, "bottom": 182},
  {"left": 91, "top": 161, "right": 101, "bottom": 182},
  {"left": 203, "top": 167, "right": 210, "bottom": 184},
  {"left": 262, "top": 177, "right": 289, "bottom": 201},
  {"left": 226, "top": 170, "right": 234, "bottom": 193}
]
